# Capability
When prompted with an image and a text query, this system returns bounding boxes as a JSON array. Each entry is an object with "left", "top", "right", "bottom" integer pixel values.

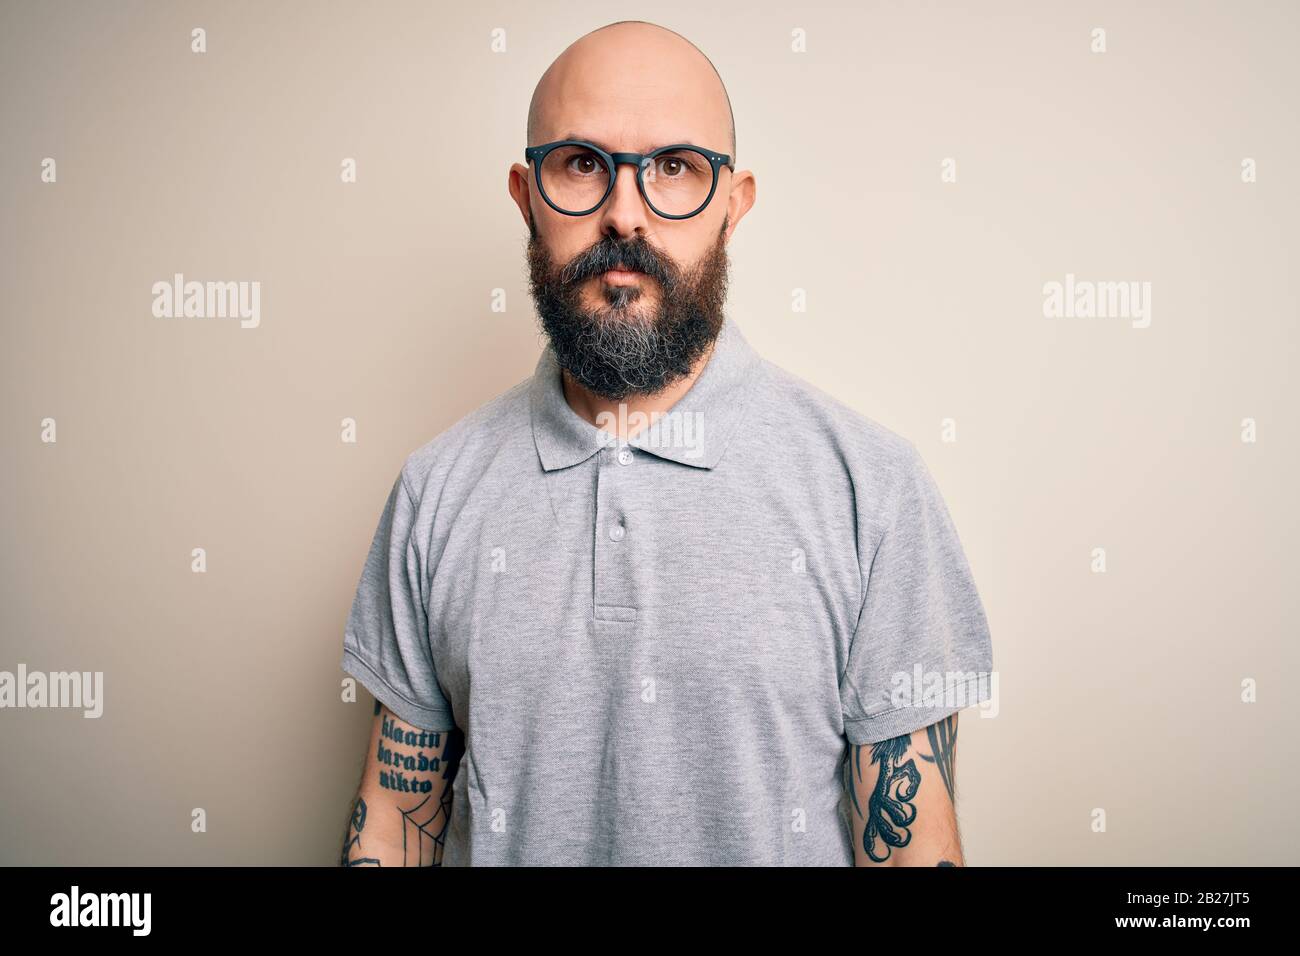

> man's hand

[
  {"left": 340, "top": 700, "right": 464, "bottom": 866},
  {"left": 843, "top": 712, "right": 964, "bottom": 866}
]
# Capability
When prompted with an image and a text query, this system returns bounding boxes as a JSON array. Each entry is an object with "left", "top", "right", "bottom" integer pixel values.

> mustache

[{"left": 558, "top": 239, "right": 672, "bottom": 287}]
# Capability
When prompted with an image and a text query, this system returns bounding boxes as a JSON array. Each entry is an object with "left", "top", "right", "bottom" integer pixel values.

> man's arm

[
  {"left": 843, "top": 712, "right": 964, "bottom": 866},
  {"left": 340, "top": 699, "right": 464, "bottom": 866}
]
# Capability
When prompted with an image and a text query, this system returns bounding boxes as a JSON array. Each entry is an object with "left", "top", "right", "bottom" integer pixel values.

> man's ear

[{"left": 508, "top": 163, "right": 535, "bottom": 229}]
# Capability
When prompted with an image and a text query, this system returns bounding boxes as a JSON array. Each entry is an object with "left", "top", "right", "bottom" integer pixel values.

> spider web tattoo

[{"left": 401, "top": 790, "right": 451, "bottom": 866}]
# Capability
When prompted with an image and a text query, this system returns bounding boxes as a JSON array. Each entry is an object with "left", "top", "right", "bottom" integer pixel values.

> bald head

[{"left": 526, "top": 21, "right": 735, "bottom": 165}]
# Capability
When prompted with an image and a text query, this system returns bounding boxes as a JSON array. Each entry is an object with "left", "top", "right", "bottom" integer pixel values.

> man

[{"left": 338, "top": 20, "right": 993, "bottom": 867}]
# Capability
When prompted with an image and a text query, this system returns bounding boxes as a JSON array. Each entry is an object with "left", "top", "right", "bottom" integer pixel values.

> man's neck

[{"left": 560, "top": 339, "right": 718, "bottom": 441}]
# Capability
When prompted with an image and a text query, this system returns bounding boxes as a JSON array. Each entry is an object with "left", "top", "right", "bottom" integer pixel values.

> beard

[{"left": 525, "top": 215, "right": 731, "bottom": 401}]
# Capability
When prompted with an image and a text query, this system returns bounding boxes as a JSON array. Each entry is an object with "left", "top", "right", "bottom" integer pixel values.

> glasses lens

[
  {"left": 642, "top": 149, "right": 714, "bottom": 216},
  {"left": 540, "top": 145, "right": 610, "bottom": 213}
]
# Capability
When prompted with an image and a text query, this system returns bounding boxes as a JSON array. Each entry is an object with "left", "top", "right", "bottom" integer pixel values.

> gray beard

[{"left": 526, "top": 224, "right": 730, "bottom": 400}]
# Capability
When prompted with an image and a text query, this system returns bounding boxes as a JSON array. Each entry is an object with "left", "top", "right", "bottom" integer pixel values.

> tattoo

[
  {"left": 342, "top": 706, "right": 467, "bottom": 867},
  {"left": 843, "top": 734, "right": 921, "bottom": 863},
  {"left": 919, "top": 713, "right": 958, "bottom": 803},
  {"left": 407, "top": 727, "right": 464, "bottom": 865},
  {"left": 340, "top": 796, "right": 380, "bottom": 867},
  {"left": 378, "top": 721, "right": 465, "bottom": 866},
  {"left": 842, "top": 716, "right": 962, "bottom": 864}
]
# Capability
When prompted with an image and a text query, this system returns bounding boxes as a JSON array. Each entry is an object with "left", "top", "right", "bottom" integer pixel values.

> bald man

[{"left": 339, "top": 20, "right": 994, "bottom": 868}]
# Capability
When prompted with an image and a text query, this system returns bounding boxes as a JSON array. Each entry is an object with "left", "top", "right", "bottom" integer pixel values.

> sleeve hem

[
  {"left": 843, "top": 672, "right": 990, "bottom": 745},
  {"left": 341, "top": 646, "right": 457, "bottom": 732}
]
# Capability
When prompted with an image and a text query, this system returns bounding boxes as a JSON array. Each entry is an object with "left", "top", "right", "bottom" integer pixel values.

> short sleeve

[
  {"left": 340, "top": 470, "right": 457, "bottom": 732},
  {"left": 840, "top": 443, "right": 993, "bottom": 745}
]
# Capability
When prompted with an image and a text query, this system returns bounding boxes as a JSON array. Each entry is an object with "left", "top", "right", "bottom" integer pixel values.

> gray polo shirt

[{"left": 340, "top": 315, "right": 993, "bottom": 866}]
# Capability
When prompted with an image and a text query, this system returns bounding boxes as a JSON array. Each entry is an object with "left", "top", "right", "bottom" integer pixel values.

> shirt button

[
  {"left": 609, "top": 523, "right": 625, "bottom": 542},
  {"left": 617, "top": 448, "right": 633, "bottom": 466}
]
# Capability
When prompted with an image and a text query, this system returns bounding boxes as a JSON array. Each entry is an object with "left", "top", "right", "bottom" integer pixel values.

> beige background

[{"left": 2, "top": 0, "right": 1296, "bottom": 865}]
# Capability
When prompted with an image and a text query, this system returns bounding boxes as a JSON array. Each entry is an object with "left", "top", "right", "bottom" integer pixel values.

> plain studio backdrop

[{"left": 1, "top": 0, "right": 1296, "bottom": 864}]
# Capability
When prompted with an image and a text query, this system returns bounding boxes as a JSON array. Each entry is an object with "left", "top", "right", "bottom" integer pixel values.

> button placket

[{"left": 592, "top": 444, "right": 637, "bottom": 621}]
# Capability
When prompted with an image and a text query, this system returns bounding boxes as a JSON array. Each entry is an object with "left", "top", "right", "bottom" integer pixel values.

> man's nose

[{"left": 598, "top": 162, "right": 651, "bottom": 234}]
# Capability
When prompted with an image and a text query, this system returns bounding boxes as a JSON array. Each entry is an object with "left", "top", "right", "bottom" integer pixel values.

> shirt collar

[{"left": 529, "top": 314, "right": 762, "bottom": 472}]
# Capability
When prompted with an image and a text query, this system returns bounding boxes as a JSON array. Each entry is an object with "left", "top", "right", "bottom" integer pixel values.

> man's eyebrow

[
  {"left": 556, "top": 133, "right": 693, "bottom": 152},
  {"left": 558, "top": 133, "right": 637, "bottom": 151}
]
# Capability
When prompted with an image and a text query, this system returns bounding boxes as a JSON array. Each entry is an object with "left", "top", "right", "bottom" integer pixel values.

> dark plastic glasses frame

[{"left": 524, "top": 140, "right": 734, "bottom": 220}]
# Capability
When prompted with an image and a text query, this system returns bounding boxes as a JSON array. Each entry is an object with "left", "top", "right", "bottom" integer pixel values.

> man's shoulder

[
  {"left": 749, "top": 354, "right": 942, "bottom": 544},
  {"left": 752, "top": 354, "right": 919, "bottom": 475},
  {"left": 396, "top": 371, "right": 535, "bottom": 503}
]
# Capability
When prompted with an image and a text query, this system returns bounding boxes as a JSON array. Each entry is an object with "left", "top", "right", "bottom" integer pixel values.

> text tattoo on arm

[{"left": 342, "top": 700, "right": 466, "bottom": 867}]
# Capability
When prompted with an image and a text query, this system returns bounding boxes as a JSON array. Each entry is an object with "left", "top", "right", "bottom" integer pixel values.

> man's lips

[{"left": 601, "top": 268, "right": 644, "bottom": 285}]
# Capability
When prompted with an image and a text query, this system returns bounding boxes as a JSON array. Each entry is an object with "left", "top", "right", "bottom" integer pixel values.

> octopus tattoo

[{"left": 843, "top": 734, "right": 922, "bottom": 863}]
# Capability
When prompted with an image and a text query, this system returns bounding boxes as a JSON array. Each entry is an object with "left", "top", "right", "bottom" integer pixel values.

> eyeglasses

[{"left": 524, "top": 139, "right": 733, "bottom": 220}]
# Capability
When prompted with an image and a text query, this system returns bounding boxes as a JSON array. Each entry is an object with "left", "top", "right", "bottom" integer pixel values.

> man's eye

[{"left": 655, "top": 154, "right": 700, "bottom": 178}]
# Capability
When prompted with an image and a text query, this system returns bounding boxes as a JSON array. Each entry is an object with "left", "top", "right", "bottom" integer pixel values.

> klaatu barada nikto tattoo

[
  {"left": 382, "top": 721, "right": 464, "bottom": 866},
  {"left": 341, "top": 702, "right": 465, "bottom": 866}
]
